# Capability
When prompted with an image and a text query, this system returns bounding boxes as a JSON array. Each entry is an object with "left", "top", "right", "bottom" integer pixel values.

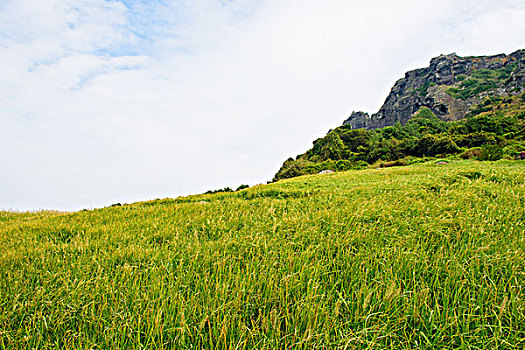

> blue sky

[{"left": 1, "top": 0, "right": 525, "bottom": 211}]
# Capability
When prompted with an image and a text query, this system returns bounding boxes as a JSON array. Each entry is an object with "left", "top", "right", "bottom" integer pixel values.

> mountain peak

[{"left": 343, "top": 50, "right": 525, "bottom": 129}]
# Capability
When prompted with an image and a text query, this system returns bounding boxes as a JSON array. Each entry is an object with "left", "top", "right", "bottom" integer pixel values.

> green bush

[
  {"left": 405, "top": 108, "right": 449, "bottom": 135},
  {"left": 415, "top": 135, "right": 460, "bottom": 157},
  {"left": 335, "top": 159, "right": 353, "bottom": 171},
  {"left": 339, "top": 129, "right": 371, "bottom": 152},
  {"left": 454, "top": 132, "right": 497, "bottom": 148},
  {"left": 311, "top": 132, "right": 345, "bottom": 161},
  {"left": 205, "top": 187, "right": 233, "bottom": 194},
  {"left": 379, "top": 159, "right": 409, "bottom": 168},
  {"left": 479, "top": 144, "right": 503, "bottom": 161},
  {"left": 236, "top": 184, "right": 250, "bottom": 191},
  {"left": 460, "top": 147, "right": 482, "bottom": 159}
]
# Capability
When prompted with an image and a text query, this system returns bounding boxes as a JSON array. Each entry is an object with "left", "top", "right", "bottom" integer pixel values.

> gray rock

[
  {"left": 343, "top": 111, "right": 370, "bottom": 129},
  {"left": 343, "top": 49, "right": 525, "bottom": 130}
]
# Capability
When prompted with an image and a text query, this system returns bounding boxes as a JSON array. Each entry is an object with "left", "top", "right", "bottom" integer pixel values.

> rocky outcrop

[
  {"left": 343, "top": 49, "right": 525, "bottom": 130},
  {"left": 343, "top": 111, "right": 370, "bottom": 129}
]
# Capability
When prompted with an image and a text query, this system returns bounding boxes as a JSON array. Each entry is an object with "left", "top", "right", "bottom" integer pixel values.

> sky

[{"left": 1, "top": 0, "right": 524, "bottom": 211}]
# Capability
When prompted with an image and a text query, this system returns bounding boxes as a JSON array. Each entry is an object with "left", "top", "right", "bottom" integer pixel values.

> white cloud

[{"left": 1, "top": 0, "right": 524, "bottom": 210}]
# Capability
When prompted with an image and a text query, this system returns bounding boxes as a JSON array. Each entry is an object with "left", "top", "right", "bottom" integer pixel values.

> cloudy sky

[{"left": 1, "top": 0, "right": 524, "bottom": 211}]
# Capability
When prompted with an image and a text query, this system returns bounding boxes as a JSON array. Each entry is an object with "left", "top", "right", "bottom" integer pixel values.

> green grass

[{"left": 1, "top": 160, "right": 525, "bottom": 349}]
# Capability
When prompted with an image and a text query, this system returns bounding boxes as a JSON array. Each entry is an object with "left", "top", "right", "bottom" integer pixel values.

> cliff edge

[{"left": 343, "top": 50, "right": 525, "bottom": 130}]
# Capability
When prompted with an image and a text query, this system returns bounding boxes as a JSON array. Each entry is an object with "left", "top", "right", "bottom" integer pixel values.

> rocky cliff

[
  {"left": 343, "top": 50, "right": 525, "bottom": 130},
  {"left": 273, "top": 49, "right": 525, "bottom": 181}
]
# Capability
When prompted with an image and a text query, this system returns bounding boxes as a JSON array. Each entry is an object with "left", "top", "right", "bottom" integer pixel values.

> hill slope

[
  {"left": 274, "top": 50, "right": 525, "bottom": 181},
  {"left": 2, "top": 160, "right": 525, "bottom": 348}
]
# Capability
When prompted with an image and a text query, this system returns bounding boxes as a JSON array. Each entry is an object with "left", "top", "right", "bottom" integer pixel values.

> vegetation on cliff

[
  {"left": 274, "top": 95, "right": 525, "bottom": 181},
  {"left": 446, "top": 62, "right": 520, "bottom": 100}
]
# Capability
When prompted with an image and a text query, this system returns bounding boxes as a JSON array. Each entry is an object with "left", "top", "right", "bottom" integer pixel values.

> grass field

[{"left": 1, "top": 160, "right": 525, "bottom": 349}]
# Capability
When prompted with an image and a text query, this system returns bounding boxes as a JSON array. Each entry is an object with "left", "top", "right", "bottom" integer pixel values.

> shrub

[
  {"left": 354, "top": 160, "right": 370, "bottom": 169},
  {"left": 461, "top": 113, "right": 518, "bottom": 135},
  {"left": 415, "top": 135, "right": 460, "bottom": 157},
  {"left": 205, "top": 187, "right": 233, "bottom": 194},
  {"left": 479, "top": 144, "right": 503, "bottom": 161},
  {"left": 339, "top": 129, "right": 371, "bottom": 152},
  {"left": 379, "top": 159, "right": 408, "bottom": 168},
  {"left": 460, "top": 148, "right": 482, "bottom": 159},
  {"left": 311, "top": 132, "right": 346, "bottom": 161},
  {"left": 273, "top": 159, "right": 308, "bottom": 181},
  {"left": 413, "top": 107, "right": 439, "bottom": 120},
  {"left": 236, "top": 184, "right": 249, "bottom": 191},
  {"left": 406, "top": 108, "right": 449, "bottom": 135},
  {"left": 468, "top": 103, "right": 493, "bottom": 116},
  {"left": 335, "top": 159, "right": 354, "bottom": 171},
  {"left": 454, "top": 132, "right": 496, "bottom": 148}
]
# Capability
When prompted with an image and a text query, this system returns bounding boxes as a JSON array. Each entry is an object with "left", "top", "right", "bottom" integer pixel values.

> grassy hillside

[{"left": 1, "top": 160, "right": 525, "bottom": 349}]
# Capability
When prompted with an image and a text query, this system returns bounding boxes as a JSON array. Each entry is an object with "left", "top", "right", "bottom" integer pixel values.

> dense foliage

[
  {"left": 274, "top": 95, "right": 525, "bottom": 181},
  {"left": 2, "top": 161, "right": 524, "bottom": 348}
]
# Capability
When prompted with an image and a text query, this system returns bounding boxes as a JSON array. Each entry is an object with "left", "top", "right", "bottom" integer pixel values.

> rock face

[{"left": 343, "top": 50, "right": 525, "bottom": 130}]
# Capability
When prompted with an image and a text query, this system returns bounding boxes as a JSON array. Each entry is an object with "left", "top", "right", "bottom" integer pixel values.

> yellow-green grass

[{"left": 1, "top": 160, "right": 524, "bottom": 349}]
